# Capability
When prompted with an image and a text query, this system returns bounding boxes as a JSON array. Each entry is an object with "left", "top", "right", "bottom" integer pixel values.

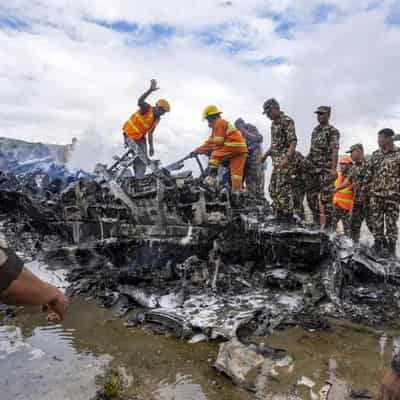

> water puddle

[
  {"left": 0, "top": 321, "right": 111, "bottom": 400},
  {"left": 266, "top": 322, "right": 399, "bottom": 398},
  {"left": 1, "top": 258, "right": 399, "bottom": 399}
]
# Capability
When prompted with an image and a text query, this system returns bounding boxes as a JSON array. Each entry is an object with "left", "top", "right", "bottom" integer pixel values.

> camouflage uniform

[
  {"left": 364, "top": 146, "right": 400, "bottom": 247},
  {"left": 292, "top": 151, "right": 307, "bottom": 220},
  {"left": 334, "top": 205, "right": 351, "bottom": 236},
  {"left": 306, "top": 118, "right": 340, "bottom": 229},
  {"left": 269, "top": 112, "right": 297, "bottom": 217},
  {"left": 350, "top": 158, "right": 369, "bottom": 242}
]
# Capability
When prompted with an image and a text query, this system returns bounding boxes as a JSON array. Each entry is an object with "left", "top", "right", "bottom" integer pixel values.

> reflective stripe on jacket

[
  {"left": 196, "top": 118, "right": 247, "bottom": 154},
  {"left": 123, "top": 106, "right": 158, "bottom": 141},
  {"left": 333, "top": 173, "right": 354, "bottom": 211}
]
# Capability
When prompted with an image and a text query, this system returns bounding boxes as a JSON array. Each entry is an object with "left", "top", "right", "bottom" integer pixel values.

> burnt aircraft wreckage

[{"left": 1, "top": 140, "right": 400, "bottom": 390}]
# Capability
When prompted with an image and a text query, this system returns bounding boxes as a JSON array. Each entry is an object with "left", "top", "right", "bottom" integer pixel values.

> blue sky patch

[
  {"left": 386, "top": 3, "right": 400, "bottom": 26},
  {"left": 258, "top": 56, "right": 286, "bottom": 66},
  {"left": 86, "top": 18, "right": 138, "bottom": 33},
  {"left": 267, "top": 12, "right": 297, "bottom": 39},
  {"left": 196, "top": 23, "right": 252, "bottom": 54},
  {"left": 87, "top": 18, "right": 176, "bottom": 46},
  {"left": 0, "top": 15, "right": 29, "bottom": 31},
  {"left": 313, "top": 3, "right": 337, "bottom": 23}
]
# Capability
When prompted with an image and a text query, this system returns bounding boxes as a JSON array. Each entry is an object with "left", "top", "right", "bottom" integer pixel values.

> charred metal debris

[{"left": 1, "top": 146, "right": 400, "bottom": 344}]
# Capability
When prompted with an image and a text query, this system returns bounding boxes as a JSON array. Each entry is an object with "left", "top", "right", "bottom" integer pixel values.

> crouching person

[
  {"left": 234, "top": 118, "right": 264, "bottom": 198},
  {"left": 0, "top": 240, "right": 68, "bottom": 322},
  {"left": 332, "top": 156, "right": 354, "bottom": 236},
  {"left": 191, "top": 105, "right": 248, "bottom": 193}
]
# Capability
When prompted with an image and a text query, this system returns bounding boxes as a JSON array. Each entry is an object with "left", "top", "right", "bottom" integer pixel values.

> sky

[{"left": 0, "top": 0, "right": 399, "bottom": 171}]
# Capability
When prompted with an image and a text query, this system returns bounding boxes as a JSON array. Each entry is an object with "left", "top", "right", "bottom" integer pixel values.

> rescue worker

[
  {"left": 0, "top": 240, "right": 68, "bottom": 322},
  {"left": 378, "top": 353, "right": 400, "bottom": 400},
  {"left": 191, "top": 105, "right": 247, "bottom": 192},
  {"left": 332, "top": 156, "right": 354, "bottom": 236},
  {"left": 122, "top": 79, "right": 170, "bottom": 178},
  {"left": 364, "top": 128, "right": 400, "bottom": 256},
  {"left": 261, "top": 98, "right": 297, "bottom": 222},
  {"left": 306, "top": 106, "right": 340, "bottom": 231},
  {"left": 234, "top": 118, "right": 264, "bottom": 198},
  {"left": 347, "top": 143, "right": 369, "bottom": 242}
]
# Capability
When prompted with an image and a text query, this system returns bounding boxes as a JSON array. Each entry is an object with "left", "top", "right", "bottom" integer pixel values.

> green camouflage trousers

[
  {"left": 333, "top": 205, "right": 351, "bottom": 236},
  {"left": 306, "top": 169, "right": 336, "bottom": 229},
  {"left": 269, "top": 165, "right": 294, "bottom": 217},
  {"left": 350, "top": 200, "right": 368, "bottom": 242},
  {"left": 293, "top": 179, "right": 306, "bottom": 220},
  {"left": 368, "top": 196, "right": 400, "bottom": 242}
]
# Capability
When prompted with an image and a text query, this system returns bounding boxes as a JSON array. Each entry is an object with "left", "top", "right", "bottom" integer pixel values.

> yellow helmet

[
  {"left": 202, "top": 104, "right": 222, "bottom": 119},
  {"left": 156, "top": 99, "right": 170, "bottom": 112}
]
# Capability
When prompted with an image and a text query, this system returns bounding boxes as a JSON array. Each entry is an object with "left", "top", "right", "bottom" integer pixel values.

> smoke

[{"left": 67, "top": 128, "right": 121, "bottom": 172}]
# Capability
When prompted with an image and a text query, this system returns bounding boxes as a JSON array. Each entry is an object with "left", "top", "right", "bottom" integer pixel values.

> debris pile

[{"left": 1, "top": 141, "right": 400, "bottom": 392}]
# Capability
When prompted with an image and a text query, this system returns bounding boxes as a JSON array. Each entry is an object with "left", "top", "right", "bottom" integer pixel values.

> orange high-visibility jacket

[
  {"left": 123, "top": 106, "right": 159, "bottom": 141},
  {"left": 196, "top": 118, "right": 247, "bottom": 155},
  {"left": 333, "top": 173, "right": 354, "bottom": 211}
]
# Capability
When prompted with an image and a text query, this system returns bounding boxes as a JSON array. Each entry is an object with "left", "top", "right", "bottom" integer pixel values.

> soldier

[
  {"left": 364, "top": 128, "right": 400, "bottom": 256},
  {"left": 235, "top": 118, "right": 264, "bottom": 198},
  {"left": 261, "top": 99, "right": 297, "bottom": 223},
  {"left": 306, "top": 106, "right": 340, "bottom": 231},
  {"left": 346, "top": 143, "right": 369, "bottom": 242}
]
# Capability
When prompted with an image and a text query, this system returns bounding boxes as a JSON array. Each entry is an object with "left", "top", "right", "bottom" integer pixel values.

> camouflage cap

[
  {"left": 262, "top": 98, "right": 280, "bottom": 114},
  {"left": 378, "top": 128, "right": 395, "bottom": 137},
  {"left": 345, "top": 143, "right": 364, "bottom": 153},
  {"left": 314, "top": 106, "right": 331, "bottom": 114}
]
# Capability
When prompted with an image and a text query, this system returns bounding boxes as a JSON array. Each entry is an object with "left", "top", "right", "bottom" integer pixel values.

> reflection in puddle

[
  {"left": 0, "top": 324, "right": 111, "bottom": 400},
  {"left": 155, "top": 374, "right": 208, "bottom": 400}
]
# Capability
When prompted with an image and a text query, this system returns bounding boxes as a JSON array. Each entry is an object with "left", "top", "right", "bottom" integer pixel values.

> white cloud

[{"left": 0, "top": 1, "right": 399, "bottom": 172}]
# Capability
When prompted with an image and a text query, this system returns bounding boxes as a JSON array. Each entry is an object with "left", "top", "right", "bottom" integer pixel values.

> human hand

[
  {"left": 43, "top": 289, "right": 69, "bottom": 322},
  {"left": 149, "top": 79, "right": 159, "bottom": 92}
]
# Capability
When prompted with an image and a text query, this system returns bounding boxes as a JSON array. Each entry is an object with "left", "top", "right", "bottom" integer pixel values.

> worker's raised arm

[{"left": 138, "top": 79, "right": 159, "bottom": 113}]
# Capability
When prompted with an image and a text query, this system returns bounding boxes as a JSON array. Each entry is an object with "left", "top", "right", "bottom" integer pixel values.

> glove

[{"left": 189, "top": 151, "right": 197, "bottom": 158}]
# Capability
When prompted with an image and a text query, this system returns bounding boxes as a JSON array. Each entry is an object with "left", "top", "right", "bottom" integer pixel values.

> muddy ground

[{"left": 1, "top": 290, "right": 399, "bottom": 400}]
